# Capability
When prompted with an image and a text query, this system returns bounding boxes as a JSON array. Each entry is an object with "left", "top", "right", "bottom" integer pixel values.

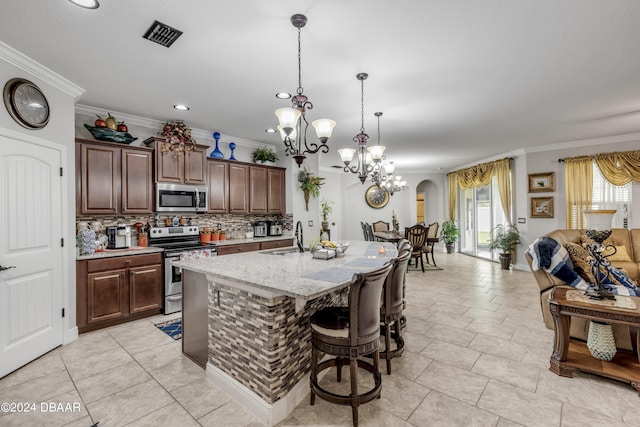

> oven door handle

[{"left": 167, "top": 295, "right": 182, "bottom": 302}]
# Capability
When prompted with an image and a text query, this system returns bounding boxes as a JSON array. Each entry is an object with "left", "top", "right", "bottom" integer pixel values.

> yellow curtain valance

[
  {"left": 562, "top": 149, "right": 640, "bottom": 186},
  {"left": 447, "top": 157, "right": 512, "bottom": 222},
  {"left": 594, "top": 150, "right": 640, "bottom": 186}
]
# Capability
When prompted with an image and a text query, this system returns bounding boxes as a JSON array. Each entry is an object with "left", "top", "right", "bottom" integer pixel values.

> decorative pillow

[
  {"left": 565, "top": 242, "right": 592, "bottom": 262},
  {"left": 581, "top": 234, "right": 615, "bottom": 247},
  {"left": 602, "top": 245, "right": 633, "bottom": 262},
  {"left": 565, "top": 243, "right": 594, "bottom": 283}
]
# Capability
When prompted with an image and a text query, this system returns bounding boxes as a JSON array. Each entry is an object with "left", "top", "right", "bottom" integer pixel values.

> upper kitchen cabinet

[
  {"left": 267, "top": 167, "right": 285, "bottom": 214},
  {"left": 76, "top": 139, "right": 153, "bottom": 215},
  {"left": 249, "top": 166, "right": 268, "bottom": 213},
  {"left": 207, "top": 160, "right": 229, "bottom": 213},
  {"left": 228, "top": 163, "right": 249, "bottom": 214},
  {"left": 144, "top": 137, "right": 206, "bottom": 185}
]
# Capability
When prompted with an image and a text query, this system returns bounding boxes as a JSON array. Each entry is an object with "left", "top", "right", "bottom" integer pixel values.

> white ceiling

[{"left": 2, "top": 0, "right": 640, "bottom": 172}]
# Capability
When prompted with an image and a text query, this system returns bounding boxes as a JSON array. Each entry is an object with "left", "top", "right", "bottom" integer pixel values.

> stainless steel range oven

[{"left": 148, "top": 225, "right": 217, "bottom": 314}]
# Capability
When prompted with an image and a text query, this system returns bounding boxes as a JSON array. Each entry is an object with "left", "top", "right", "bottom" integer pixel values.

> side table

[{"left": 549, "top": 287, "right": 640, "bottom": 395}]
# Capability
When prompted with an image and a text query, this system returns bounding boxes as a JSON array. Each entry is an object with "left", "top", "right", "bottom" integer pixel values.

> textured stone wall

[{"left": 207, "top": 282, "right": 346, "bottom": 403}]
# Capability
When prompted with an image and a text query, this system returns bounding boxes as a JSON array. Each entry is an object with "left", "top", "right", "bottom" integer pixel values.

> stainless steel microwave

[{"left": 156, "top": 183, "right": 208, "bottom": 213}]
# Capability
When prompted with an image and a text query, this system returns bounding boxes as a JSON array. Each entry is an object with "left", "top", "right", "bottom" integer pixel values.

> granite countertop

[
  {"left": 76, "top": 246, "right": 164, "bottom": 260},
  {"left": 173, "top": 240, "right": 398, "bottom": 301}
]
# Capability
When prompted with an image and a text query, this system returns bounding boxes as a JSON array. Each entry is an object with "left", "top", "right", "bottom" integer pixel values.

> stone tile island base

[{"left": 206, "top": 278, "right": 347, "bottom": 426}]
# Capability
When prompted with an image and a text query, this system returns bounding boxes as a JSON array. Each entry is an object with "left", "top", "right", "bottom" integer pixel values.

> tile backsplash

[{"left": 77, "top": 213, "right": 293, "bottom": 245}]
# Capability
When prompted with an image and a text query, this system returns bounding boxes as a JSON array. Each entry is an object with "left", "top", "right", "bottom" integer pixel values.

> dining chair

[
  {"left": 404, "top": 224, "right": 427, "bottom": 272},
  {"left": 372, "top": 221, "right": 390, "bottom": 232},
  {"left": 423, "top": 222, "right": 440, "bottom": 266},
  {"left": 365, "top": 222, "right": 375, "bottom": 241}
]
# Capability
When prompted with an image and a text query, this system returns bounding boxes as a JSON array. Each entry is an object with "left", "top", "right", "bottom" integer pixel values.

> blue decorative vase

[
  {"left": 210, "top": 132, "right": 224, "bottom": 159},
  {"left": 228, "top": 142, "right": 237, "bottom": 160}
]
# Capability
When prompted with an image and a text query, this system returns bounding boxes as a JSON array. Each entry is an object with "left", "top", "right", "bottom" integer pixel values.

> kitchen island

[{"left": 173, "top": 240, "right": 397, "bottom": 426}]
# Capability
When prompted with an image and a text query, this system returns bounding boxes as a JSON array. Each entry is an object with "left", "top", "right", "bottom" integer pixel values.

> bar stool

[
  {"left": 309, "top": 262, "right": 394, "bottom": 427},
  {"left": 379, "top": 239, "right": 411, "bottom": 374}
]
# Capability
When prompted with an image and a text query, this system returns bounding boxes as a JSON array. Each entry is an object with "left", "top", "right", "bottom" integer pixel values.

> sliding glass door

[{"left": 459, "top": 176, "right": 507, "bottom": 260}]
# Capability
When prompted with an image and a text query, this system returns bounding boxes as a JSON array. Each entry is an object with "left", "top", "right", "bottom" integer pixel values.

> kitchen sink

[{"left": 262, "top": 248, "right": 307, "bottom": 256}]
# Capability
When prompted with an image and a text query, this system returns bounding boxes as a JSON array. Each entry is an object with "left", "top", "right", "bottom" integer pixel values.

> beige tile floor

[{"left": 2, "top": 253, "right": 640, "bottom": 426}]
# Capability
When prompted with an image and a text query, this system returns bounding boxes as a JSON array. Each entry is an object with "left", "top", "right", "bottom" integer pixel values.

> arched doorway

[{"left": 416, "top": 180, "right": 439, "bottom": 225}]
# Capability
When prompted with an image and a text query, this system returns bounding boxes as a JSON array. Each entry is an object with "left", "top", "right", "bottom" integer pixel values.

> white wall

[{"left": 1, "top": 42, "right": 83, "bottom": 344}]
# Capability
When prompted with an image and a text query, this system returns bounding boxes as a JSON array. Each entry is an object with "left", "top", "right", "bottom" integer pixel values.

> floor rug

[
  {"left": 408, "top": 262, "right": 444, "bottom": 271},
  {"left": 155, "top": 318, "right": 182, "bottom": 340}
]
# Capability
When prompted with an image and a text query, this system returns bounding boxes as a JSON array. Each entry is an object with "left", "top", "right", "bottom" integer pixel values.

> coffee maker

[
  {"left": 107, "top": 224, "right": 132, "bottom": 249},
  {"left": 267, "top": 221, "right": 283, "bottom": 236}
]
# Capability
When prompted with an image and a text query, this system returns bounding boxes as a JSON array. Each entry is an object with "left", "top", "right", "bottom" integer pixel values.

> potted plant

[
  {"left": 251, "top": 146, "right": 279, "bottom": 165},
  {"left": 320, "top": 199, "right": 333, "bottom": 231},
  {"left": 440, "top": 220, "right": 460, "bottom": 254},
  {"left": 488, "top": 224, "right": 521, "bottom": 270},
  {"left": 298, "top": 168, "right": 324, "bottom": 211},
  {"left": 199, "top": 228, "right": 211, "bottom": 244}
]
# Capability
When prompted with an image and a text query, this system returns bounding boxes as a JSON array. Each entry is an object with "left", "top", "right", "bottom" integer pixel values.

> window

[{"left": 592, "top": 163, "right": 632, "bottom": 228}]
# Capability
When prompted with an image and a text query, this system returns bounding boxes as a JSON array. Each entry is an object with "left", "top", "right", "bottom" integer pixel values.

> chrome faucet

[{"left": 295, "top": 221, "right": 304, "bottom": 252}]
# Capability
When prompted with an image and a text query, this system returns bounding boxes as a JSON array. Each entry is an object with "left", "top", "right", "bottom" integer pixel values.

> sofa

[{"left": 525, "top": 228, "right": 640, "bottom": 351}]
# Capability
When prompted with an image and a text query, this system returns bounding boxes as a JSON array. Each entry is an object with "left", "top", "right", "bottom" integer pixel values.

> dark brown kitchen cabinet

[
  {"left": 77, "top": 253, "right": 163, "bottom": 333},
  {"left": 229, "top": 163, "right": 249, "bottom": 213},
  {"left": 267, "top": 168, "right": 285, "bottom": 214},
  {"left": 144, "top": 138, "right": 206, "bottom": 184},
  {"left": 249, "top": 166, "right": 268, "bottom": 213},
  {"left": 217, "top": 242, "right": 261, "bottom": 255},
  {"left": 75, "top": 139, "right": 153, "bottom": 215},
  {"left": 121, "top": 148, "right": 154, "bottom": 214},
  {"left": 207, "top": 160, "right": 229, "bottom": 213}
]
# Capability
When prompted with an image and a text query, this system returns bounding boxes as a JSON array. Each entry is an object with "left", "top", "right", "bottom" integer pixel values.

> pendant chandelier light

[
  {"left": 338, "top": 73, "right": 385, "bottom": 183},
  {"left": 379, "top": 162, "right": 407, "bottom": 196},
  {"left": 275, "top": 14, "right": 336, "bottom": 167}
]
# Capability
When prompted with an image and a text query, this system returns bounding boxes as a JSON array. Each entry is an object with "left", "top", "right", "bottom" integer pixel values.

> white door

[{"left": 0, "top": 134, "right": 64, "bottom": 378}]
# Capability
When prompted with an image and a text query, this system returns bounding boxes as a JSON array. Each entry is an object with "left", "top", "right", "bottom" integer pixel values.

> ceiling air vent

[{"left": 143, "top": 20, "right": 183, "bottom": 48}]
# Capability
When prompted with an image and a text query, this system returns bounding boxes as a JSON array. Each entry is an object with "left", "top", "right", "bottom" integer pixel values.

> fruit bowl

[{"left": 84, "top": 124, "right": 138, "bottom": 144}]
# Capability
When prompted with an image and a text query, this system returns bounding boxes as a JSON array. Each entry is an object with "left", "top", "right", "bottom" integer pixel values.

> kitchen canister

[
  {"left": 587, "top": 320, "right": 617, "bottom": 361},
  {"left": 78, "top": 229, "right": 97, "bottom": 255}
]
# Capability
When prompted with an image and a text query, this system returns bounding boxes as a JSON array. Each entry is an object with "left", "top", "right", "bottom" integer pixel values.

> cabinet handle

[{"left": 125, "top": 260, "right": 131, "bottom": 265}]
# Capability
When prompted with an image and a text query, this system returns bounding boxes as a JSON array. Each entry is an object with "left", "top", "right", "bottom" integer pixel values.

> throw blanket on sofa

[
  {"left": 527, "top": 237, "right": 588, "bottom": 291},
  {"left": 527, "top": 237, "right": 640, "bottom": 296}
]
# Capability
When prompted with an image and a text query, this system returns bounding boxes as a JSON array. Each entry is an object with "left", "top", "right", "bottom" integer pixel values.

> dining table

[{"left": 373, "top": 230, "right": 404, "bottom": 242}]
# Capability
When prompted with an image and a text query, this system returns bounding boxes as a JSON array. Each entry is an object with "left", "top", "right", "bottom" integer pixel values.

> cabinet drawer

[
  {"left": 87, "top": 253, "right": 162, "bottom": 273},
  {"left": 261, "top": 239, "right": 294, "bottom": 250},
  {"left": 217, "top": 242, "right": 261, "bottom": 255}
]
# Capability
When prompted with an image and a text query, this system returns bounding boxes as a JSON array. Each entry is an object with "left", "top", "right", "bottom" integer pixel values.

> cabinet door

[
  {"left": 129, "top": 264, "right": 163, "bottom": 314},
  {"left": 249, "top": 166, "right": 268, "bottom": 213},
  {"left": 87, "top": 269, "right": 127, "bottom": 324},
  {"left": 229, "top": 163, "right": 249, "bottom": 213},
  {"left": 267, "top": 168, "right": 285, "bottom": 213},
  {"left": 156, "top": 145, "right": 184, "bottom": 183},
  {"left": 78, "top": 143, "right": 120, "bottom": 214},
  {"left": 184, "top": 146, "right": 206, "bottom": 185},
  {"left": 121, "top": 148, "right": 153, "bottom": 214},
  {"left": 207, "top": 160, "right": 229, "bottom": 213}
]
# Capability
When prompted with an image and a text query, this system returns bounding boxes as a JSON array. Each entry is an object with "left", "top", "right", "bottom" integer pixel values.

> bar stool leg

[
  {"left": 350, "top": 355, "right": 359, "bottom": 427},
  {"left": 385, "top": 324, "right": 392, "bottom": 375},
  {"left": 310, "top": 346, "right": 318, "bottom": 405}
]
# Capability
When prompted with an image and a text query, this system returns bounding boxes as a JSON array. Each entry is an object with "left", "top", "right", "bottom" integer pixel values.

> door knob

[{"left": 0, "top": 265, "right": 16, "bottom": 272}]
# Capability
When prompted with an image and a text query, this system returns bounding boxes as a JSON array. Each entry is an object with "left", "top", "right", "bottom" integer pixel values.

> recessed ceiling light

[
  {"left": 68, "top": 0, "right": 99, "bottom": 9},
  {"left": 265, "top": 128, "right": 277, "bottom": 133},
  {"left": 173, "top": 104, "right": 190, "bottom": 111},
  {"left": 275, "top": 92, "right": 291, "bottom": 99}
]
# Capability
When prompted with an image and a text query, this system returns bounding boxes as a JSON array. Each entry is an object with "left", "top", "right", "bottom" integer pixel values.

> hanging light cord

[
  {"left": 360, "top": 78, "right": 365, "bottom": 133},
  {"left": 297, "top": 26, "right": 303, "bottom": 95}
]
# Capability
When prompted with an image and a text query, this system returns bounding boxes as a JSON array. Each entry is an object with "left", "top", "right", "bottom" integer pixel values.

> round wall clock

[
  {"left": 3, "top": 78, "right": 50, "bottom": 129},
  {"left": 365, "top": 185, "right": 389, "bottom": 209}
]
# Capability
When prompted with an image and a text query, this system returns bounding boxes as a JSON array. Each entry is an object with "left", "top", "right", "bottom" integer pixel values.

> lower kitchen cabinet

[{"left": 77, "top": 253, "right": 163, "bottom": 333}]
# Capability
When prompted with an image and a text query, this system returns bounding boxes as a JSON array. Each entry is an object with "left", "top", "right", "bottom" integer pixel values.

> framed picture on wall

[
  {"left": 528, "top": 172, "right": 555, "bottom": 192},
  {"left": 530, "top": 196, "right": 554, "bottom": 218}
]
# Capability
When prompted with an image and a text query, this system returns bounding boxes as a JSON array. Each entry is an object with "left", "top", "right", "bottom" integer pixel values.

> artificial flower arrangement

[
  {"left": 298, "top": 167, "right": 324, "bottom": 211},
  {"left": 160, "top": 121, "right": 197, "bottom": 156}
]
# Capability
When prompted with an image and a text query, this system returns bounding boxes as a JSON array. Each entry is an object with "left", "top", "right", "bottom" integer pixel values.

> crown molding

[
  {"left": 0, "top": 41, "right": 84, "bottom": 99},
  {"left": 523, "top": 132, "right": 640, "bottom": 153},
  {"left": 75, "top": 104, "right": 274, "bottom": 150}
]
